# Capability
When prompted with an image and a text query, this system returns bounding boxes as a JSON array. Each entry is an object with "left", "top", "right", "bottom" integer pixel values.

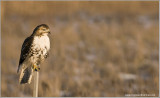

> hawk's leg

[{"left": 32, "top": 64, "right": 40, "bottom": 71}]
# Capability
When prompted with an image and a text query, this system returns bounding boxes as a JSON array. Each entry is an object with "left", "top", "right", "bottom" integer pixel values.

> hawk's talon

[{"left": 32, "top": 65, "right": 40, "bottom": 71}]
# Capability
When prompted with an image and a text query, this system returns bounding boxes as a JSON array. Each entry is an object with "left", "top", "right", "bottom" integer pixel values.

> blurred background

[{"left": 1, "top": 1, "right": 159, "bottom": 97}]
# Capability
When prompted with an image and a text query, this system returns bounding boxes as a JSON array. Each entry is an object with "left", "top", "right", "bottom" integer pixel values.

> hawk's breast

[
  {"left": 29, "top": 35, "right": 50, "bottom": 64},
  {"left": 33, "top": 35, "right": 50, "bottom": 51}
]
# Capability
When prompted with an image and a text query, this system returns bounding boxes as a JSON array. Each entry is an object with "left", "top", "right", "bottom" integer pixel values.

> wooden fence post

[{"left": 33, "top": 71, "right": 39, "bottom": 97}]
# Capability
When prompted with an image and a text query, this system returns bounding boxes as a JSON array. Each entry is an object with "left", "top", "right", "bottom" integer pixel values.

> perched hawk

[{"left": 17, "top": 24, "right": 50, "bottom": 84}]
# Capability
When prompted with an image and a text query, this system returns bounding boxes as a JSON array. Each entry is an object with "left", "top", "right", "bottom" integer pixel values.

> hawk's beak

[{"left": 47, "top": 29, "right": 51, "bottom": 34}]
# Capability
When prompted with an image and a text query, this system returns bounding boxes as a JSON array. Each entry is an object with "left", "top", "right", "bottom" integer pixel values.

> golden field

[{"left": 1, "top": 1, "right": 159, "bottom": 97}]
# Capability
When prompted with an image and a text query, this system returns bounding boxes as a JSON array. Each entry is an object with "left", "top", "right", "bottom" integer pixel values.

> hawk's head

[{"left": 32, "top": 24, "right": 50, "bottom": 36}]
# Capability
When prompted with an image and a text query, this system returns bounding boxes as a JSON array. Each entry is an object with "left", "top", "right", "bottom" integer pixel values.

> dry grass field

[{"left": 1, "top": 1, "right": 159, "bottom": 97}]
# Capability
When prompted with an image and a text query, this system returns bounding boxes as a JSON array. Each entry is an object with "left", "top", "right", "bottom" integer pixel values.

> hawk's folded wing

[{"left": 17, "top": 36, "right": 33, "bottom": 73}]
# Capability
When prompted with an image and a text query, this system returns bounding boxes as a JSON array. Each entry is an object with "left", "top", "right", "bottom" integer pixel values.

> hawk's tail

[{"left": 19, "top": 66, "right": 33, "bottom": 84}]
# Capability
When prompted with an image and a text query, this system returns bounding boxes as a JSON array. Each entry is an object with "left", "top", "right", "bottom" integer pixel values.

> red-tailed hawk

[{"left": 17, "top": 24, "right": 50, "bottom": 84}]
